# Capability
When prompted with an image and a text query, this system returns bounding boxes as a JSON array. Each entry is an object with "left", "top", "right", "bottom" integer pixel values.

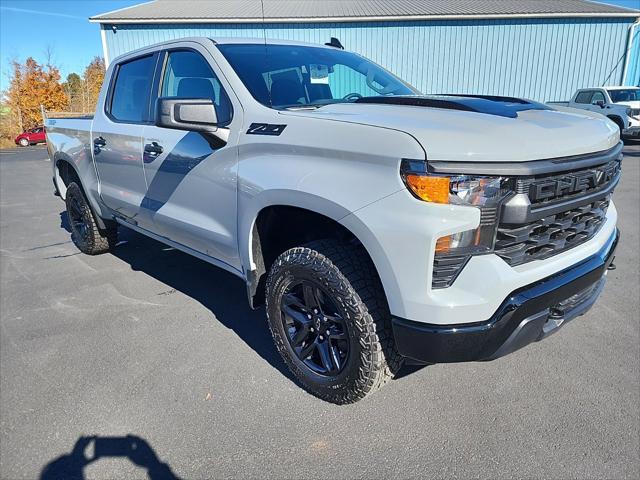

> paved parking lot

[{"left": 1, "top": 142, "right": 638, "bottom": 479}]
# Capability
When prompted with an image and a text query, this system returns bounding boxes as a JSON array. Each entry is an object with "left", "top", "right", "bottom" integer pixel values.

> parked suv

[
  {"left": 44, "top": 38, "right": 621, "bottom": 403},
  {"left": 15, "top": 126, "right": 46, "bottom": 146}
]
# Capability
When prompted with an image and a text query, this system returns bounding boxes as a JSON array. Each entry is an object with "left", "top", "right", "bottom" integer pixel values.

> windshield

[
  {"left": 607, "top": 89, "right": 639, "bottom": 103},
  {"left": 217, "top": 43, "right": 419, "bottom": 109}
]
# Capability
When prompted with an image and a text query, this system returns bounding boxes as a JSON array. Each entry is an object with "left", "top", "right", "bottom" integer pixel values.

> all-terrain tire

[
  {"left": 65, "top": 182, "right": 117, "bottom": 255},
  {"left": 265, "top": 239, "right": 402, "bottom": 404}
]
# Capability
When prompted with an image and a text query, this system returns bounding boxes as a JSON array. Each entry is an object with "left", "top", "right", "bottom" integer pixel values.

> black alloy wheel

[
  {"left": 265, "top": 239, "right": 402, "bottom": 404},
  {"left": 64, "top": 182, "right": 117, "bottom": 255},
  {"left": 280, "top": 281, "right": 350, "bottom": 376},
  {"left": 67, "top": 192, "right": 91, "bottom": 244}
]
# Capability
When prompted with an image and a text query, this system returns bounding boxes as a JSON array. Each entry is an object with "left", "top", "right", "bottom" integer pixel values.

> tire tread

[
  {"left": 65, "top": 182, "right": 116, "bottom": 255},
  {"left": 266, "top": 239, "right": 402, "bottom": 404}
]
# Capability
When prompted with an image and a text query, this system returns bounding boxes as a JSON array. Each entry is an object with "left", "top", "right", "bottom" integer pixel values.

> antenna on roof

[
  {"left": 260, "top": 0, "right": 273, "bottom": 107},
  {"left": 325, "top": 37, "right": 344, "bottom": 50}
]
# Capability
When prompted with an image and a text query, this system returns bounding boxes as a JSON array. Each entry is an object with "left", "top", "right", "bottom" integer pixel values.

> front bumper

[
  {"left": 392, "top": 229, "right": 619, "bottom": 363},
  {"left": 622, "top": 125, "right": 640, "bottom": 138}
]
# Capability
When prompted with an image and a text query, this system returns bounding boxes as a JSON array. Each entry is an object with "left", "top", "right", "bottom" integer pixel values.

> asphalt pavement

[{"left": 1, "top": 142, "right": 638, "bottom": 479}]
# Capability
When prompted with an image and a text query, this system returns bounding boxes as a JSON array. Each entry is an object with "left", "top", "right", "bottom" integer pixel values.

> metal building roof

[{"left": 90, "top": 0, "right": 640, "bottom": 23}]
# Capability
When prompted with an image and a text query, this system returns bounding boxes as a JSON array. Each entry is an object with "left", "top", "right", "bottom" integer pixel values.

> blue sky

[
  {"left": 0, "top": 0, "right": 140, "bottom": 90},
  {"left": 1, "top": 0, "right": 639, "bottom": 91}
]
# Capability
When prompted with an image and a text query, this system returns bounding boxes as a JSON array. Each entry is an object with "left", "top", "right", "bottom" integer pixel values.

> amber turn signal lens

[
  {"left": 435, "top": 235, "right": 451, "bottom": 253},
  {"left": 405, "top": 174, "right": 450, "bottom": 203}
]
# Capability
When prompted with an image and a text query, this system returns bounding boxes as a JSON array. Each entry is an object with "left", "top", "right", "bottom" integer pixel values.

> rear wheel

[
  {"left": 265, "top": 239, "right": 402, "bottom": 404},
  {"left": 65, "top": 182, "right": 117, "bottom": 255},
  {"left": 18, "top": 138, "right": 29, "bottom": 147}
]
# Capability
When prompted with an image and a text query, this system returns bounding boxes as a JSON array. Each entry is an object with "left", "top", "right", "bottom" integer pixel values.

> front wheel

[
  {"left": 18, "top": 138, "right": 29, "bottom": 147},
  {"left": 609, "top": 116, "right": 624, "bottom": 137},
  {"left": 265, "top": 239, "right": 402, "bottom": 404},
  {"left": 65, "top": 182, "right": 117, "bottom": 255}
]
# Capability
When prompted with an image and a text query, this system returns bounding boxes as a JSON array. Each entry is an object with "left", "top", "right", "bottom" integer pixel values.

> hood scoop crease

[{"left": 355, "top": 95, "right": 551, "bottom": 119}]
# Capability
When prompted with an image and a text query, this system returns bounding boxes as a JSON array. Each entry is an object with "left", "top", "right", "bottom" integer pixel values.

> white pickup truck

[
  {"left": 45, "top": 37, "right": 621, "bottom": 403},
  {"left": 550, "top": 86, "right": 640, "bottom": 138}
]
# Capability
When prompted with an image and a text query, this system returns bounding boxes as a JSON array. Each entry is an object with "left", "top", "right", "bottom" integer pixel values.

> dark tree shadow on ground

[
  {"left": 40, "top": 435, "right": 180, "bottom": 480},
  {"left": 57, "top": 215, "right": 425, "bottom": 383},
  {"left": 106, "top": 225, "right": 294, "bottom": 380}
]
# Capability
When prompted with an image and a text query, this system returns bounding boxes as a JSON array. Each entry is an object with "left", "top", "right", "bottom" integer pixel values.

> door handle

[
  {"left": 144, "top": 142, "right": 163, "bottom": 155},
  {"left": 93, "top": 136, "right": 106, "bottom": 147}
]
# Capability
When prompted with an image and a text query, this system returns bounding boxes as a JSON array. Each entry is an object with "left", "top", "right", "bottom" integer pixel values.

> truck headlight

[
  {"left": 434, "top": 176, "right": 507, "bottom": 254},
  {"left": 401, "top": 160, "right": 510, "bottom": 254}
]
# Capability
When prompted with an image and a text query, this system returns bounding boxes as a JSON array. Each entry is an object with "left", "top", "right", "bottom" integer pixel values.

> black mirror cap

[
  {"left": 156, "top": 97, "right": 218, "bottom": 132},
  {"left": 594, "top": 99, "right": 605, "bottom": 108}
]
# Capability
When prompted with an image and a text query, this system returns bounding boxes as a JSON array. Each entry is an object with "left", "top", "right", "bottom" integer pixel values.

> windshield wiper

[
  {"left": 284, "top": 103, "right": 322, "bottom": 110},
  {"left": 283, "top": 103, "right": 327, "bottom": 111}
]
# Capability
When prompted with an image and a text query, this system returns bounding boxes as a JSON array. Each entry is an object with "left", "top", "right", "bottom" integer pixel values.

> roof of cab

[
  {"left": 211, "top": 37, "right": 335, "bottom": 48},
  {"left": 108, "top": 36, "right": 337, "bottom": 64},
  {"left": 603, "top": 85, "right": 640, "bottom": 90}
]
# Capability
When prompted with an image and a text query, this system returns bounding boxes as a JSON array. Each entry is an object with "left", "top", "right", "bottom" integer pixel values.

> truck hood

[
  {"left": 616, "top": 101, "right": 640, "bottom": 109},
  {"left": 281, "top": 96, "right": 619, "bottom": 162}
]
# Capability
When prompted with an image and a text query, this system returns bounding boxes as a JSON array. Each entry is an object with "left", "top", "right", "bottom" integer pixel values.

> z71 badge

[{"left": 246, "top": 123, "right": 287, "bottom": 136}]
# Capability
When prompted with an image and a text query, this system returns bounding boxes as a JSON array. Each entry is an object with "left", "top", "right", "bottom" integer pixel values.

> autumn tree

[
  {"left": 63, "top": 72, "right": 84, "bottom": 112},
  {"left": 5, "top": 57, "right": 68, "bottom": 130},
  {"left": 83, "top": 56, "right": 105, "bottom": 112},
  {"left": 2, "top": 55, "right": 104, "bottom": 143}
]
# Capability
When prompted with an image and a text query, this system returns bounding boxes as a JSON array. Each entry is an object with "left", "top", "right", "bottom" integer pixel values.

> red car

[{"left": 15, "top": 126, "right": 46, "bottom": 147}]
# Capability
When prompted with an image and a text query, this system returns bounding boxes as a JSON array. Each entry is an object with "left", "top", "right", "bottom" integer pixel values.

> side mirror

[
  {"left": 156, "top": 98, "right": 228, "bottom": 142},
  {"left": 593, "top": 99, "right": 605, "bottom": 108},
  {"left": 157, "top": 97, "right": 217, "bottom": 131}
]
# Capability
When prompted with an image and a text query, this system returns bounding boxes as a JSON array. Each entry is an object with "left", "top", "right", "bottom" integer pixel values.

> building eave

[{"left": 89, "top": 12, "right": 640, "bottom": 24}]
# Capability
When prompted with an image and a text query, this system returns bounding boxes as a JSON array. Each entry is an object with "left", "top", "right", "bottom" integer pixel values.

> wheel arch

[
  {"left": 54, "top": 154, "right": 111, "bottom": 230},
  {"left": 606, "top": 114, "right": 625, "bottom": 131},
  {"left": 54, "top": 155, "right": 81, "bottom": 200},
  {"left": 243, "top": 197, "right": 388, "bottom": 310}
]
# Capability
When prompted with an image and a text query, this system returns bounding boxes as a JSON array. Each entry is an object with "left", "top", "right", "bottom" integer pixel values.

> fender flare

[
  {"left": 53, "top": 154, "right": 110, "bottom": 230},
  {"left": 239, "top": 190, "right": 395, "bottom": 308},
  {"left": 238, "top": 190, "right": 399, "bottom": 308},
  {"left": 240, "top": 190, "right": 354, "bottom": 271},
  {"left": 606, "top": 115, "right": 625, "bottom": 131}
]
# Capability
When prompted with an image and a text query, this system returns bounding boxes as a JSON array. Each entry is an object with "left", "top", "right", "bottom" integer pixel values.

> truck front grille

[
  {"left": 514, "top": 159, "right": 620, "bottom": 205},
  {"left": 494, "top": 198, "right": 609, "bottom": 266},
  {"left": 430, "top": 143, "right": 621, "bottom": 289}
]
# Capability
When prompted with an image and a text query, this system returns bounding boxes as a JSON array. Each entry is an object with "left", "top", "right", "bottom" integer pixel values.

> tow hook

[{"left": 607, "top": 257, "right": 616, "bottom": 271}]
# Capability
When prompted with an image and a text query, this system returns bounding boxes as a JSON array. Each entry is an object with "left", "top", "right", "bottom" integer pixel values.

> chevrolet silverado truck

[
  {"left": 45, "top": 38, "right": 622, "bottom": 404},
  {"left": 549, "top": 86, "right": 640, "bottom": 138}
]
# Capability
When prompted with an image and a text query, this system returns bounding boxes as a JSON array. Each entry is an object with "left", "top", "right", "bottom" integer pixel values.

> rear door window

[{"left": 110, "top": 55, "right": 156, "bottom": 123}]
